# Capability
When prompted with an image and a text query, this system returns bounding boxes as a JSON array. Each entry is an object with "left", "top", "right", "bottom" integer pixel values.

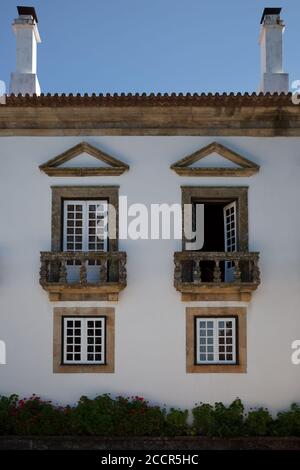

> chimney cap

[
  {"left": 17, "top": 6, "right": 38, "bottom": 23},
  {"left": 260, "top": 7, "right": 281, "bottom": 24}
]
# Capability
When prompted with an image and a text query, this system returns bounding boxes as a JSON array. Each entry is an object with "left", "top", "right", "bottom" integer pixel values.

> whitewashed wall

[{"left": 0, "top": 136, "right": 300, "bottom": 411}]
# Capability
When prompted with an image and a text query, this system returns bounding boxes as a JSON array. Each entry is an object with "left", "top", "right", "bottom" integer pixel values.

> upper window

[
  {"left": 178, "top": 187, "right": 250, "bottom": 289},
  {"left": 41, "top": 186, "right": 126, "bottom": 302},
  {"left": 51, "top": 186, "right": 119, "bottom": 252},
  {"left": 182, "top": 186, "right": 248, "bottom": 252},
  {"left": 63, "top": 200, "right": 108, "bottom": 253},
  {"left": 195, "top": 317, "right": 237, "bottom": 365},
  {"left": 63, "top": 316, "right": 106, "bottom": 365}
]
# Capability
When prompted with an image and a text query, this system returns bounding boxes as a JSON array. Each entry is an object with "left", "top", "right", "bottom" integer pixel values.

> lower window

[
  {"left": 63, "top": 317, "right": 106, "bottom": 365},
  {"left": 195, "top": 317, "right": 237, "bottom": 365},
  {"left": 54, "top": 307, "right": 114, "bottom": 373},
  {"left": 186, "top": 307, "right": 246, "bottom": 373}
]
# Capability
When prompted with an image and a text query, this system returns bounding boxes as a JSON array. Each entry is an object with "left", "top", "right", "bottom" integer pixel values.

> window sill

[
  {"left": 43, "top": 283, "right": 126, "bottom": 302},
  {"left": 187, "top": 363, "right": 246, "bottom": 373},
  {"left": 53, "top": 363, "right": 114, "bottom": 374},
  {"left": 176, "top": 283, "right": 258, "bottom": 302}
]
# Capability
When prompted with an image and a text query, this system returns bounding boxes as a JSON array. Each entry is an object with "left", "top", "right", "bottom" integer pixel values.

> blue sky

[{"left": 0, "top": 0, "right": 299, "bottom": 94}]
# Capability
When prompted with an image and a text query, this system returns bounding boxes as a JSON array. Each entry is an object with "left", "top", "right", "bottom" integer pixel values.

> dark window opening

[
  {"left": 200, "top": 202, "right": 226, "bottom": 282},
  {"left": 201, "top": 202, "right": 225, "bottom": 252},
  {"left": 183, "top": 200, "right": 237, "bottom": 282}
]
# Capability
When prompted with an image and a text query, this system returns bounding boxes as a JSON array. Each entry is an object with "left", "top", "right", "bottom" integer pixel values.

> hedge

[{"left": 0, "top": 394, "right": 300, "bottom": 437}]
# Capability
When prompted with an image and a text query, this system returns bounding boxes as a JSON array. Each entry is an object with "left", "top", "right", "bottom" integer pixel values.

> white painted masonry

[
  {"left": 0, "top": 136, "right": 300, "bottom": 411},
  {"left": 9, "top": 11, "right": 41, "bottom": 95},
  {"left": 259, "top": 8, "right": 289, "bottom": 93}
]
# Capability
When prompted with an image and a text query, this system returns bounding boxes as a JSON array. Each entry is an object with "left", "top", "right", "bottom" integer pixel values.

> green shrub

[
  {"left": 272, "top": 403, "right": 300, "bottom": 437},
  {"left": 192, "top": 403, "right": 214, "bottom": 436},
  {"left": 1, "top": 392, "right": 300, "bottom": 437},
  {"left": 10, "top": 395, "right": 69, "bottom": 435},
  {"left": 0, "top": 394, "right": 70, "bottom": 435},
  {"left": 69, "top": 394, "right": 115, "bottom": 436},
  {"left": 0, "top": 395, "right": 18, "bottom": 434},
  {"left": 110, "top": 396, "right": 166, "bottom": 436},
  {"left": 129, "top": 398, "right": 165, "bottom": 436},
  {"left": 70, "top": 395, "right": 166, "bottom": 436},
  {"left": 165, "top": 408, "right": 189, "bottom": 436},
  {"left": 192, "top": 398, "right": 244, "bottom": 437},
  {"left": 244, "top": 408, "right": 273, "bottom": 436}
]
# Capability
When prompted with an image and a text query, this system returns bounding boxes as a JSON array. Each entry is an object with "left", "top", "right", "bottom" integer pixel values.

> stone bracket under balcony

[
  {"left": 174, "top": 251, "right": 260, "bottom": 302},
  {"left": 40, "top": 251, "right": 127, "bottom": 301}
]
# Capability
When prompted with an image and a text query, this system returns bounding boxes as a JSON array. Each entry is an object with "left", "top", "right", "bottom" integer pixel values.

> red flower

[{"left": 135, "top": 396, "right": 144, "bottom": 402}]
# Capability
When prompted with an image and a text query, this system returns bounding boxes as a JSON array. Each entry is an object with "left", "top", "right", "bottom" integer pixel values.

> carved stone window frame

[
  {"left": 51, "top": 186, "right": 119, "bottom": 252},
  {"left": 53, "top": 307, "right": 115, "bottom": 373},
  {"left": 186, "top": 307, "right": 247, "bottom": 373},
  {"left": 181, "top": 186, "right": 249, "bottom": 251}
]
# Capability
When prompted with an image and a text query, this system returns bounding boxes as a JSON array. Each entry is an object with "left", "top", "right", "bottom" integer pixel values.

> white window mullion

[
  {"left": 81, "top": 319, "right": 88, "bottom": 363},
  {"left": 231, "top": 321, "right": 237, "bottom": 363},
  {"left": 87, "top": 200, "right": 108, "bottom": 253},
  {"left": 196, "top": 319, "right": 200, "bottom": 364},
  {"left": 224, "top": 201, "right": 237, "bottom": 282},
  {"left": 213, "top": 319, "right": 219, "bottom": 363},
  {"left": 101, "top": 318, "right": 106, "bottom": 364},
  {"left": 83, "top": 201, "right": 88, "bottom": 252},
  {"left": 224, "top": 201, "right": 237, "bottom": 253},
  {"left": 63, "top": 200, "right": 85, "bottom": 253},
  {"left": 63, "top": 317, "right": 83, "bottom": 364},
  {"left": 99, "top": 200, "right": 108, "bottom": 252}
]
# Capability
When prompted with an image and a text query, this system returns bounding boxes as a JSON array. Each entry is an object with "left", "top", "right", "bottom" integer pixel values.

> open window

[
  {"left": 174, "top": 186, "right": 260, "bottom": 301},
  {"left": 191, "top": 198, "right": 238, "bottom": 282}
]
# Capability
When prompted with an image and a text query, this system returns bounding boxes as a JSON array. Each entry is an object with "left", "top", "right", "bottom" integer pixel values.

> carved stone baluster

[
  {"left": 100, "top": 257, "right": 107, "bottom": 283},
  {"left": 51, "top": 259, "right": 60, "bottom": 283},
  {"left": 213, "top": 260, "right": 221, "bottom": 283},
  {"left": 174, "top": 259, "right": 182, "bottom": 283},
  {"left": 252, "top": 257, "right": 260, "bottom": 284},
  {"left": 119, "top": 255, "right": 127, "bottom": 284},
  {"left": 39, "top": 257, "right": 49, "bottom": 285},
  {"left": 59, "top": 258, "right": 67, "bottom": 283},
  {"left": 234, "top": 259, "right": 241, "bottom": 283},
  {"left": 193, "top": 260, "right": 201, "bottom": 284},
  {"left": 80, "top": 255, "right": 87, "bottom": 284}
]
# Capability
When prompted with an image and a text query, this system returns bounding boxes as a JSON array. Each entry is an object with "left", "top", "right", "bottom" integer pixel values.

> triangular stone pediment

[
  {"left": 39, "top": 142, "right": 129, "bottom": 176},
  {"left": 59, "top": 152, "right": 112, "bottom": 168},
  {"left": 170, "top": 142, "right": 260, "bottom": 177}
]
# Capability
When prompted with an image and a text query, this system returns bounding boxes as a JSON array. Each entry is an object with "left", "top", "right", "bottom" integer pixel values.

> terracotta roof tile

[{"left": 5, "top": 92, "right": 294, "bottom": 107}]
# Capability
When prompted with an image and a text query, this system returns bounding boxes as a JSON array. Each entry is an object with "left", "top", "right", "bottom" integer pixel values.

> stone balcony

[
  {"left": 40, "top": 251, "right": 127, "bottom": 301},
  {"left": 174, "top": 251, "right": 260, "bottom": 301}
]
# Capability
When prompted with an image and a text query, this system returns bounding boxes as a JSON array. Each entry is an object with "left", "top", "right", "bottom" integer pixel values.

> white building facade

[{"left": 0, "top": 7, "right": 299, "bottom": 412}]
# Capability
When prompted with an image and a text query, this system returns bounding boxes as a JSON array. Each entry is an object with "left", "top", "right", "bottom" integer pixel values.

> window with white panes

[
  {"left": 63, "top": 200, "right": 108, "bottom": 253},
  {"left": 63, "top": 317, "right": 106, "bottom": 365},
  {"left": 195, "top": 317, "right": 237, "bottom": 364},
  {"left": 224, "top": 202, "right": 237, "bottom": 254}
]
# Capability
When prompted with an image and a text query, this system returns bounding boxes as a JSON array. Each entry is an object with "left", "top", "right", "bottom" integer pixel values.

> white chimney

[
  {"left": 9, "top": 6, "right": 41, "bottom": 95},
  {"left": 259, "top": 7, "right": 289, "bottom": 94}
]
